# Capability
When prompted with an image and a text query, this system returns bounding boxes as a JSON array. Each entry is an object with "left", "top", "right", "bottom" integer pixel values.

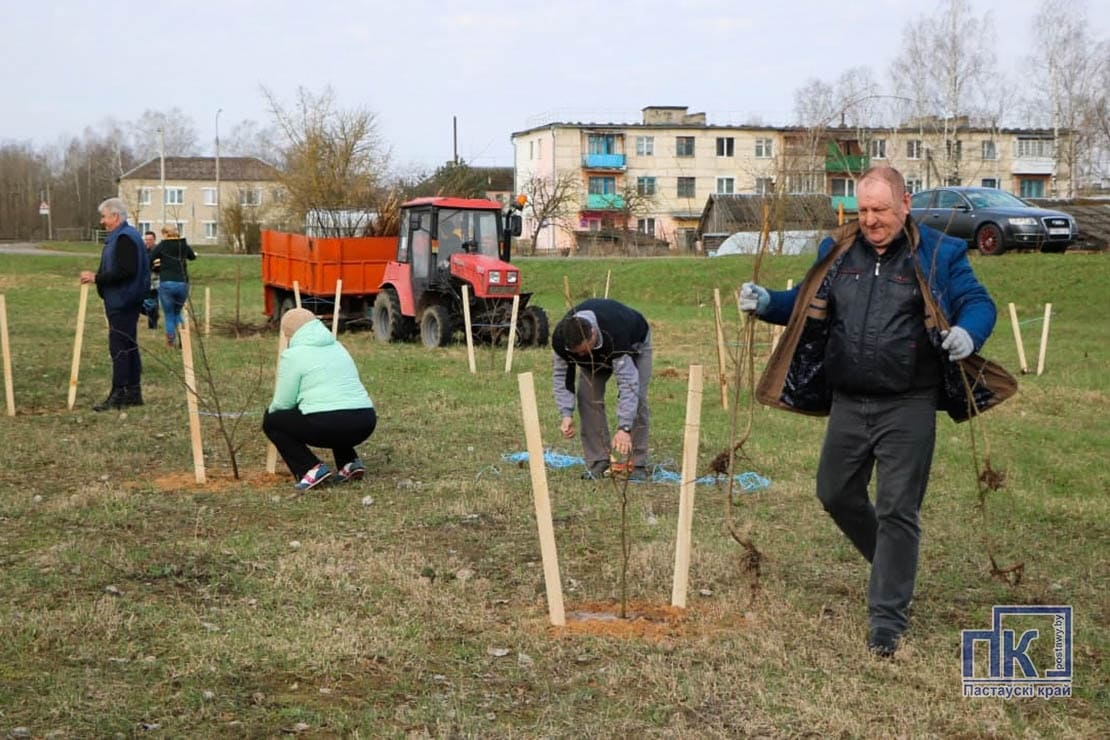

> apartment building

[
  {"left": 512, "top": 107, "right": 1070, "bottom": 252},
  {"left": 118, "top": 156, "right": 286, "bottom": 245}
]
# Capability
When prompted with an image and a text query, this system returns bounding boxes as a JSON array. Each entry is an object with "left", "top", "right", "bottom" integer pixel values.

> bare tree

[
  {"left": 221, "top": 119, "right": 281, "bottom": 161},
  {"left": 518, "top": 172, "right": 581, "bottom": 250},
  {"left": 129, "top": 109, "right": 200, "bottom": 161},
  {"left": 1029, "top": 0, "right": 1110, "bottom": 196}
]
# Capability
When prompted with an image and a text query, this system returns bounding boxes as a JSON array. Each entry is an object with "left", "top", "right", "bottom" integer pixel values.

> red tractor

[{"left": 372, "top": 196, "right": 549, "bottom": 347}]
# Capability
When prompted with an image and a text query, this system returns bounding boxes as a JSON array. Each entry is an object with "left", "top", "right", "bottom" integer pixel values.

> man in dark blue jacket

[
  {"left": 742, "top": 166, "right": 997, "bottom": 657},
  {"left": 80, "top": 198, "right": 151, "bottom": 411}
]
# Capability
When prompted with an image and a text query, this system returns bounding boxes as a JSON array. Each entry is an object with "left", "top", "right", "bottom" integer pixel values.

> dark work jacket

[
  {"left": 97, "top": 222, "right": 150, "bottom": 312},
  {"left": 150, "top": 237, "right": 196, "bottom": 283},
  {"left": 825, "top": 232, "right": 942, "bottom": 395},
  {"left": 552, "top": 299, "right": 649, "bottom": 393}
]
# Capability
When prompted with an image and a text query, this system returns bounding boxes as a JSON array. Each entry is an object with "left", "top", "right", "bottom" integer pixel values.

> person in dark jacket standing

[
  {"left": 740, "top": 166, "right": 997, "bottom": 657},
  {"left": 142, "top": 231, "right": 160, "bottom": 330},
  {"left": 150, "top": 227, "right": 197, "bottom": 347},
  {"left": 80, "top": 197, "right": 151, "bottom": 411},
  {"left": 551, "top": 298, "right": 653, "bottom": 481}
]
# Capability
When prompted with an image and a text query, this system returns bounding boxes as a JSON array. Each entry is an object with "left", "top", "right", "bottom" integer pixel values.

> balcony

[
  {"left": 830, "top": 195, "right": 857, "bottom": 212},
  {"left": 1011, "top": 156, "right": 1054, "bottom": 175},
  {"left": 582, "top": 153, "right": 626, "bottom": 170},
  {"left": 826, "top": 153, "right": 868, "bottom": 173},
  {"left": 586, "top": 193, "right": 625, "bottom": 210}
]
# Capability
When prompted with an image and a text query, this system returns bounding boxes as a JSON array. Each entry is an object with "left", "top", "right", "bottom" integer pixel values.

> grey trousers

[
  {"left": 577, "top": 331, "right": 652, "bottom": 474},
  {"left": 816, "top": 390, "right": 937, "bottom": 635}
]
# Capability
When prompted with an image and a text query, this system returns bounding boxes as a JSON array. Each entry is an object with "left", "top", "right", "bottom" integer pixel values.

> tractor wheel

[
  {"left": 975, "top": 223, "right": 1006, "bottom": 256},
  {"left": 516, "top": 305, "right": 550, "bottom": 347},
  {"left": 372, "top": 288, "right": 406, "bottom": 343},
  {"left": 420, "top": 304, "right": 454, "bottom": 347}
]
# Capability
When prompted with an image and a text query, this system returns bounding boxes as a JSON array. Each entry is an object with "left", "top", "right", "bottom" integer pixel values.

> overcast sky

[{"left": 3, "top": 0, "right": 1107, "bottom": 174}]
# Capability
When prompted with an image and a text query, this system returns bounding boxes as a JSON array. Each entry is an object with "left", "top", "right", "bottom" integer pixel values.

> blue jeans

[{"left": 158, "top": 281, "right": 189, "bottom": 340}]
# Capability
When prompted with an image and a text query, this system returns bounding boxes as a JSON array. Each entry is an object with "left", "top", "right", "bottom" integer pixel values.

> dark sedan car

[{"left": 909, "top": 187, "right": 1078, "bottom": 255}]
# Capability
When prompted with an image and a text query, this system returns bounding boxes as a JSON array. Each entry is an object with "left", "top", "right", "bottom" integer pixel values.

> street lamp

[
  {"left": 158, "top": 127, "right": 166, "bottom": 228},
  {"left": 215, "top": 108, "right": 222, "bottom": 243}
]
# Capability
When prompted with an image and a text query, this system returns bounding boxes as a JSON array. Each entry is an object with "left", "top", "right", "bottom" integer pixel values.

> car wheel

[{"left": 976, "top": 224, "right": 1006, "bottom": 256}]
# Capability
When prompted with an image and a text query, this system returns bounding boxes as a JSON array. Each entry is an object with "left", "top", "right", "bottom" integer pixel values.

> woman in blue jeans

[{"left": 149, "top": 227, "right": 197, "bottom": 347}]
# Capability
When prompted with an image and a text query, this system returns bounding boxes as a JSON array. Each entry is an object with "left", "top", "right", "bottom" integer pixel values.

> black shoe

[
  {"left": 92, "top": 388, "right": 126, "bottom": 412},
  {"left": 122, "top": 384, "right": 144, "bottom": 406},
  {"left": 868, "top": 628, "right": 900, "bottom": 658}
]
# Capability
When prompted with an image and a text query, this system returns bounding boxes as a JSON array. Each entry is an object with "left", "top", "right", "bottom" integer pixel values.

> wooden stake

[
  {"left": 671, "top": 364, "right": 704, "bottom": 608},
  {"left": 265, "top": 331, "right": 289, "bottom": 474},
  {"left": 1008, "top": 302, "right": 1029, "bottom": 374},
  {"left": 68, "top": 283, "right": 89, "bottom": 410},
  {"left": 517, "top": 371, "right": 566, "bottom": 626},
  {"left": 331, "top": 279, "right": 343, "bottom": 338},
  {"left": 838, "top": 202, "right": 845, "bottom": 226},
  {"left": 562, "top": 275, "right": 572, "bottom": 308},
  {"left": 1037, "top": 303, "right": 1052, "bottom": 376},
  {"left": 0, "top": 295, "right": 14, "bottom": 417},
  {"left": 293, "top": 280, "right": 302, "bottom": 308},
  {"left": 712, "top": 289, "right": 729, "bottom": 410},
  {"left": 461, "top": 284, "right": 476, "bottom": 374},
  {"left": 504, "top": 293, "right": 521, "bottom": 373},
  {"left": 603, "top": 269, "right": 611, "bottom": 299},
  {"left": 179, "top": 310, "right": 206, "bottom": 483},
  {"left": 204, "top": 286, "right": 211, "bottom": 336}
]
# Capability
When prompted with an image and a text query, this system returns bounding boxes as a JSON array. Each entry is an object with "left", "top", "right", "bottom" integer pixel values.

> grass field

[{"left": 0, "top": 245, "right": 1107, "bottom": 737}]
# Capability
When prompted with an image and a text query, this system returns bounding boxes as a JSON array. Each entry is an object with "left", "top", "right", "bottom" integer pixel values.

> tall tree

[
  {"left": 129, "top": 109, "right": 200, "bottom": 162},
  {"left": 518, "top": 172, "right": 581, "bottom": 250}
]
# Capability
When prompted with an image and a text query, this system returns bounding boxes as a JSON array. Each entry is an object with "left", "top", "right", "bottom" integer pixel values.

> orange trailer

[{"left": 261, "top": 230, "right": 396, "bottom": 323}]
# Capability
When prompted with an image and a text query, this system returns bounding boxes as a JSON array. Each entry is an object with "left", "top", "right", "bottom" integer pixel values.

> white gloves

[
  {"left": 941, "top": 326, "right": 974, "bottom": 361},
  {"left": 740, "top": 282, "right": 770, "bottom": 315}
]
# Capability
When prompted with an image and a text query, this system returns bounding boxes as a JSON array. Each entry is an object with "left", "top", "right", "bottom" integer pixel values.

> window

[
  {"left": 831, "top": 178, "right": 855, "bottom": 197},
  {"left": 173, "top": 221, "right": 186, "bottom": 236},
  {"left": 905, "top": 178, "right": 923, "bottom": 194},
  {"left": 1016, "top": 138, "right": 1053, "bottom": 158},
  {"left": 537, "top": 139, "right": 542, "bottom": 158},
  {"left": 202, "top": 187, "right": 217, "bottom": 205},
  {"left": 1020, "top": 179, "right": 1045, "bottom": 198},
  {"left": 869, "top": 139, "right": 887, "bottom": 159},
  {"left": 981, "top": 178, "right": 998, "bottom": 189},
  {"left": 716, "top": 177, "right": 734, "bottom": 194},
  {"left": 755, "top": 138, "right": 773, "bottom": 158},
  {"left": 910, "top": 191, "right": 932, "bottom": 208},
  {"left": 587, "top": 134, "right": 617, "bottom": 155},
  {"left": 716, "top": 137, "right": 734, "bottom": 157},
  {"left": 636, "top": 218, "right": 655, "bottom": 236},
  {"left": 676, "top": 136, "right": 695, "bottom": 157},
  {"left": 785, "top": 173, "right": 819, "bottom": 193},
  {"left": 165, "top": 188, "right": 184, "bottom": 205},
  {"left": 906, "top": 140, "right": 922, "bottom": 160},
  {"left": 636, "top": 176, "right": 657, "bottom": 196},
  {"left": 755, "top": 177, "right": 774, "bottom": 195},
  {"left": 240, "top": 188, "right": 262, "bottom": 206},
  {"left": 529, "top": 141, "right": 534, "bottom": 160},
  {"left": 945, "top": 176, "right": 961, "bottom": 186},
  {"left": 677, "top": 177, "right": 696, "bottom": 198},
  {"left": 137, "top": 221, "right": 151, "bottom": 234},
  {"left": 981, "top": 141, "right": 997, "bottom": 160},
  {"left": 945, "top": 140, "right": 962, "bottom": 160},
  {"left": 203, "top": 221, "right": 218, "bottom": 239},
  {"left": 636, "top": 136, "right": 654, "bottom": 156},
  {"left": 588, "top": 176, "right": 616, "bottom": 195},
  {"left": 137, "top": 187, "right": 152, "bottom": 205}
]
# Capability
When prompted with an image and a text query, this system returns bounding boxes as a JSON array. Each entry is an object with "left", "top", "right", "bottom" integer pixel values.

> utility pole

[
  {"left": 158, "top": 127, "right": 166, "bottom": 228},
  {"left": 215, "top": 108, "right": 222, "bottom": 244}
]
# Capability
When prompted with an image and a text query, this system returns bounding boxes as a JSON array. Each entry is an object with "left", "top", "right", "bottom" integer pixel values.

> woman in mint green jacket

[{"left": 263, "top": 308, "right": 377, "bottom": 490}]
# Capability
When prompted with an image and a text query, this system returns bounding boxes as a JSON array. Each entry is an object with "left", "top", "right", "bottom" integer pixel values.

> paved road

[{"left": 0, "top": 242, "right": 83, "bottom": 256}]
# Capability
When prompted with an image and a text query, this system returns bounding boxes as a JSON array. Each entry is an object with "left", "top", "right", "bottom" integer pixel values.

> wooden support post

[
  {"left": 0, "top": 295, "right": 14, "bottom": 417},
  {"left": 265, "top": 331, "right": 289, "bottom": 474},
  {"left": 293, "top": 280, "right": 302, "bottom": 309},
  {"left": 671, "top": 364, "right": 704, "bottom": 608},
  {"left": 712, "top": 289, "right": 728, "bottom": 410},
  {"left": 770, "top": 278, "right": 793, "bottom": 354},
  {"left": 838, "top": 202, "right": 845, "bottom": 226},
  {"left": 1037, "top": 303, "right": 1052, "bottom": 376},
  {"left": 68, "top": 283, "right": 89, "bottom": 410},
  {"left": 504, "top": 293, "right": 521, "bottom": 373},
  {"left": 204, "top": 286, "right": 211, "bottom": 336},
  {"left": 461, "top": 284, "right": 477, "bottom": 374},
  {"left": 331, "top": 279, "right": 343, "bottom": 338},
  {"left": 563, "top": 275, "right": 572, "bottom": 308},
  {"left": 517, "top": 371, "right": 566, "bottom": 627},
  {"left": 178, "top": 310, "right": 206, "bottom": 484},
  {"left": 603, "top": 269, "right": 611, "bottom": 299},
  {"left": 1008, "top": 302, "right": 1028, "bottom": 374}
]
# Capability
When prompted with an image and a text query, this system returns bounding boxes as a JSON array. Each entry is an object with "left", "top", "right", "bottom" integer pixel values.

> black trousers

[
  {"left": 262, "top": 407, "right": 377, "bottom": 479},
  {"left": 106, "top": 307, "right": 142, "bottom": 389},
  {"left": 816, "top": 390, "right": 937, "bottom": 635}
]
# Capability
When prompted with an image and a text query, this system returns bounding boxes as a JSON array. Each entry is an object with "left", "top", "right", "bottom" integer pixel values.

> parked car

[{"left": 909, "top": 187, "right": 1078, "bottom": 255}]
